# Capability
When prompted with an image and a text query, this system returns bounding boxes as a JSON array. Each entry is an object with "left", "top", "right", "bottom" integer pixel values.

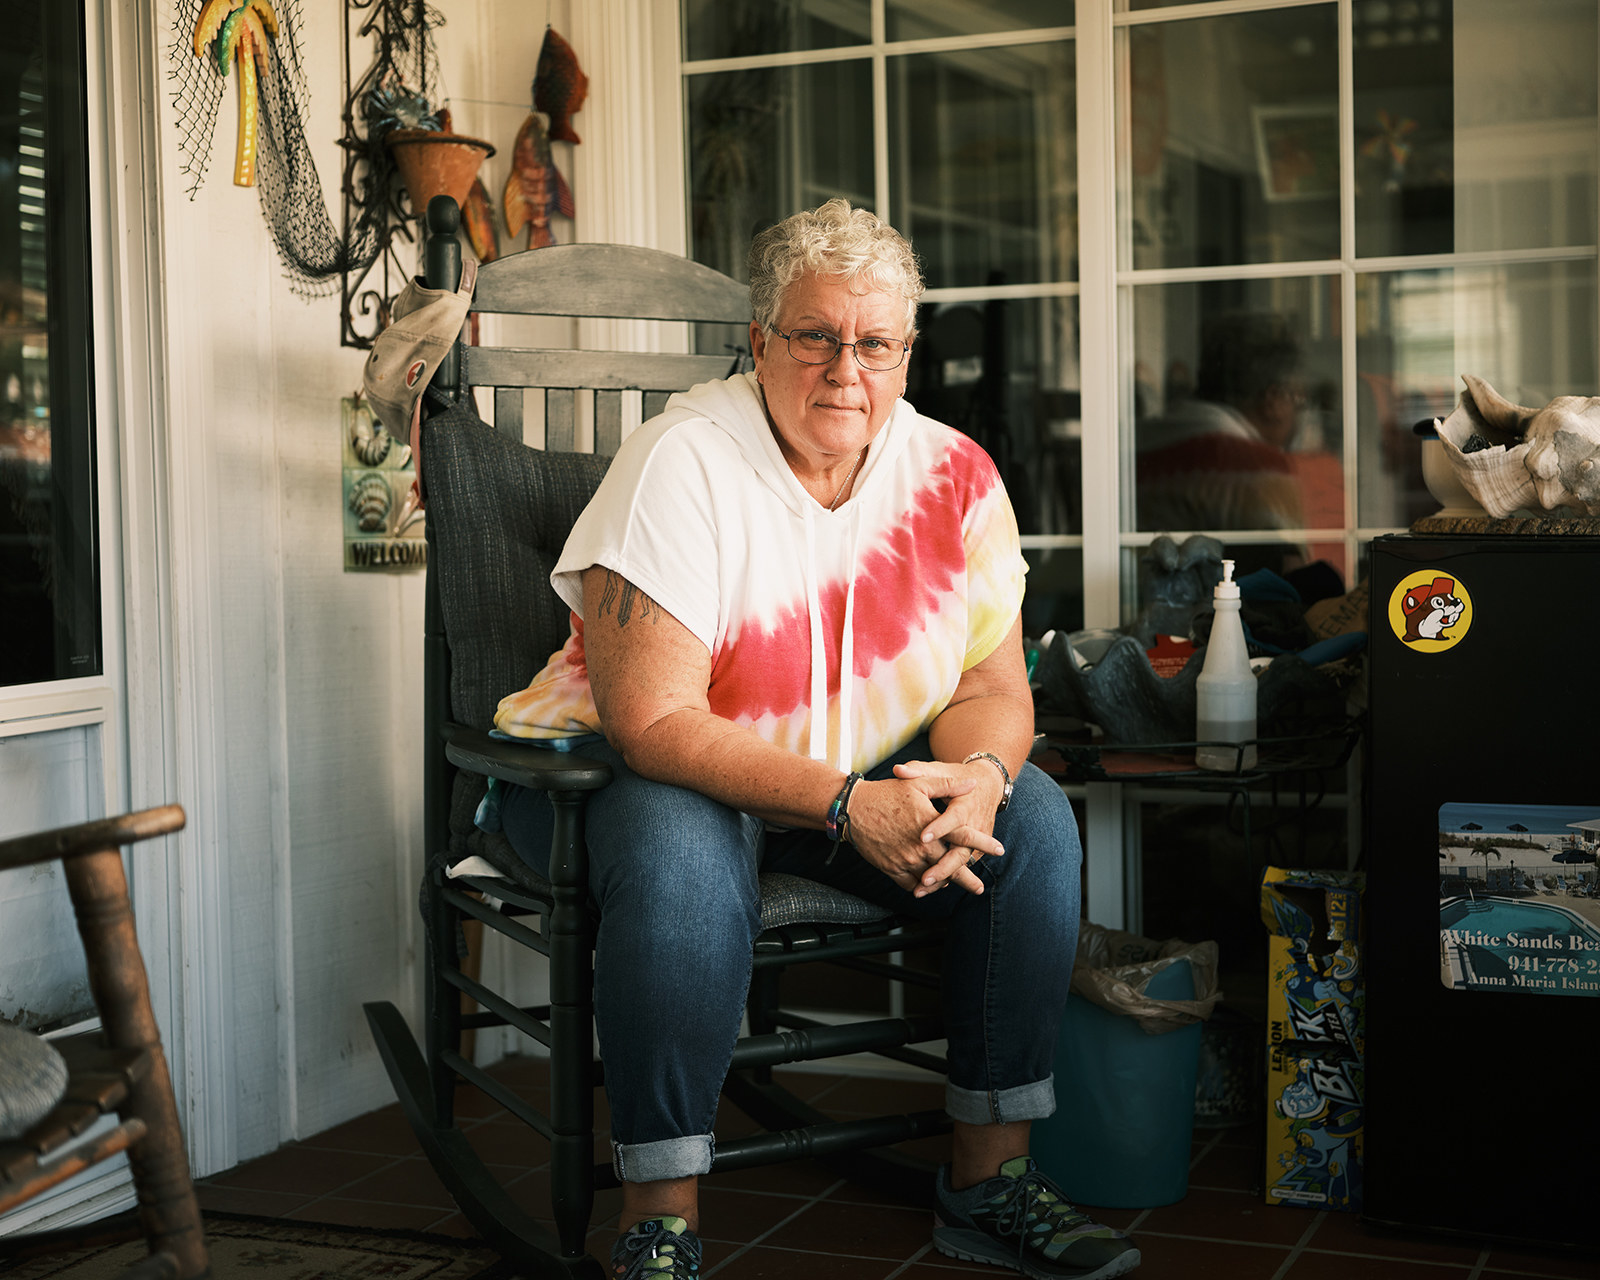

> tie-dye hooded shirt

[{"left": 493, "top": 372, "right": 1026, "bottom": 774}]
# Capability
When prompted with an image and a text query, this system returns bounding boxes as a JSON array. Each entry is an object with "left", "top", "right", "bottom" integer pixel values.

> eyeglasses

[{"left": 772, "top": 328, "right": 910, "bottom": 371}]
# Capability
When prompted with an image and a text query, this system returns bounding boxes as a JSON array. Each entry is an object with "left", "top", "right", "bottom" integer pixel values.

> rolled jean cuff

[
  {"left": 612, "top": 1134, "right": 715, "bottom": 1183},
  {"left": 946, "top": 1076, "right": 1057, "bottom": 1126}
]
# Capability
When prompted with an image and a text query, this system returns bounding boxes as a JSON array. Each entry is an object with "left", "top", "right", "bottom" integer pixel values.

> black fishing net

[
  {"left": 169, "top": 0, "right": 446, "bottom": 300},
  {"left": 168, "top": 0, "right": 227, "bottom": 195}
]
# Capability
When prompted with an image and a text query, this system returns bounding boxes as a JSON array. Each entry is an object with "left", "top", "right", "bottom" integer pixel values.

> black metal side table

[{"left": 1032, "top": 715, "right": 1364, "bottom": 926}]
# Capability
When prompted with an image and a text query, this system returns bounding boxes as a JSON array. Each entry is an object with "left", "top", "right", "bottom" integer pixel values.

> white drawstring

[
  {"left": 836, "top": 509, "right": 863, "bottom": 774},
  {"left": 803, "top": 505, "right": 864, "bottom": 773},
  {"left": 803, "top": 511, "right": 829, "bottom": 765}
]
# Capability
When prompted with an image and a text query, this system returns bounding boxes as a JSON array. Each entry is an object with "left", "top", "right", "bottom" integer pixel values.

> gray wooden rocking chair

[{"left": 363, "top": 197, "right": 950, "bottom": 1278}]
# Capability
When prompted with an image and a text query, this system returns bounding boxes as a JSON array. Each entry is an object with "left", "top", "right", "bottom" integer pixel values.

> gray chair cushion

[
  {"left": 756, "top": 873, "right": 892, "bottom": 929},
  {"left": 425, "top": 401, "right": 611, "bottom": 734},
  {"left": 423, "top": 399, "right": 610, "bottom": 859},
  {"left": 459, "top": 815, "right": 891, "bottom": 929},
  {"left": 423, "top": 398, "right": 892, "bottom": 931},
  {"left": 0, "top": 1021, "right": 68, "bottom": 1141}
]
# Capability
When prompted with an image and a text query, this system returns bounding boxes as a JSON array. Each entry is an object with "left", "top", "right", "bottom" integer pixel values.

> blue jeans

[{"left": 498, "top": 734, "right": 1081, "bottom": 1184}]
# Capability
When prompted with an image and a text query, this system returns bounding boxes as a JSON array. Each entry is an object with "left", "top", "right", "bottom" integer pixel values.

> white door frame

[
  {"left": 1, "top": 0, "right": 239, "bottom": 1228},
  {"left": 95, "top": 0, "right": 240, "bottom": 1185}
]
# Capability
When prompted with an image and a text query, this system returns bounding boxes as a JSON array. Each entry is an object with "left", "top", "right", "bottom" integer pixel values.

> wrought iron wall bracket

[{"left": 339, "top": 0, "right": 438, "bottom": 349}]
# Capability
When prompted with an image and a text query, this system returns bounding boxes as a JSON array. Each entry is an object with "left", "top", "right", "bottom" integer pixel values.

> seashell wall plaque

[
  {"left": 1435, "top": 375, "right": 1600, "bottom": 519},
  {"left": 350, "top": 398, "right": 411, "bottom": 467},
  {"left": 348, "top": 471, "right": 393, "bottom": 532},
  {"left": 342, "top": 396, "right": 425, "bottom": 571}
]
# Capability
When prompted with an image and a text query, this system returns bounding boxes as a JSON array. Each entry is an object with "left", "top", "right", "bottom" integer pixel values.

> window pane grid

[
  {"left": 675, "top": 0, "right": 1598, "bottom": 936},
  {"left": 1114, "top": 0, "right": 1598, "bottom": 610},
  {"left": 681, "top": 26, "right": 1079, "bottom": 75},
  {"left": 680, "top": 0, "right": 1600, "bottom": 640}
]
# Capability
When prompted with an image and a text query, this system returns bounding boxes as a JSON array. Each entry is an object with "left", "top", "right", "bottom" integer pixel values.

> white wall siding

[
  {"left": 138, "top": 0, "right": 572, "bottom": 1161},
  {"left": 0, "top": 727, "right": 101, "bottom": 1029}
]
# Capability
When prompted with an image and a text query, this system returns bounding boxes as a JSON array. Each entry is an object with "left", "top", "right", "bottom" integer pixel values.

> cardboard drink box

[
  {"left": 1261, "top": 866, "right": 1366, "bottom": 1212},
  {"left": 1265, "top": 1042, "right": 1364, "bottom": 1212},
  {"left": 1260, "top": 866, "right": 1364, "bottom": 947},
  {"left": 1267, "top": 935, "right": 1364, "bottom": 1057}
]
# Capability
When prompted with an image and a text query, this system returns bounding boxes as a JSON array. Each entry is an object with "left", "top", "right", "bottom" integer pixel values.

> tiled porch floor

[{"left": 195, "top": 1056, "right": 1591, "bottom": 1278}]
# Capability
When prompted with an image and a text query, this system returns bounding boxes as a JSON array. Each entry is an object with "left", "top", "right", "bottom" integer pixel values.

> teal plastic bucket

[{"left": 1030, "top": 957, "right": 1202, "bottom": 1208}]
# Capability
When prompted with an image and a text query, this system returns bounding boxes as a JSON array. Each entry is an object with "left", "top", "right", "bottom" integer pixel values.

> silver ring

[{"left": 966, "top": 851, "right": 983, "bottom": 868}]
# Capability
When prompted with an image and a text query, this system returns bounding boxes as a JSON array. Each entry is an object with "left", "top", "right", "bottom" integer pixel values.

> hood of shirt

[
  {"left": 648, "top": 371, "right": 919, "bottom": 772},
  {"left": 652, "top": 371, "right": 919, "bottom": 517}
]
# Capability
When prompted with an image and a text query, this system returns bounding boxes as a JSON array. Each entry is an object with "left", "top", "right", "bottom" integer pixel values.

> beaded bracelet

[
  {"left": 962, "top": 750, "right": 1013, "bottom": 810},
  {"left": 824, "top": 771, "right": 863, "bottom": 863}
]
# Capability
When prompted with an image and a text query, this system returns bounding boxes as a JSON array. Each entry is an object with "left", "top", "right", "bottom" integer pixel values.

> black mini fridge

[{"left": 1365, "top": 534, "right": 1600, "bottom": 1252}]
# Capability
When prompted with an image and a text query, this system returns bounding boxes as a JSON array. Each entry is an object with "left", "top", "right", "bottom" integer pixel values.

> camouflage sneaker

[
  {"left": 933, "top": 1156, "right": 1141, "bottom": 1280},
  {"left": 611, "top": 1215, "right": 702, "bottom": 1280}
]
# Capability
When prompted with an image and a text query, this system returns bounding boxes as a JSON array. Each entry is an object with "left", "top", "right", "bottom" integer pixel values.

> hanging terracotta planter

[{"left": 386, "top": 129, "right": 495, "bottom": 214}]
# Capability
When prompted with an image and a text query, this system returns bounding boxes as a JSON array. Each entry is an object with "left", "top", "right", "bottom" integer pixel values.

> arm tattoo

[{"left": 598, "top": 570, "right": 661, "bottom": 628}]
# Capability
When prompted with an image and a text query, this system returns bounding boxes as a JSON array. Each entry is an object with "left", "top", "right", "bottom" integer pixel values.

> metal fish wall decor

[
  {"left": 504, "top": 112, "right": 574, "bottom": 249},
  {"left": 533, "top": 26, "right": 589, "bottom": 144},
  {"left": 483, "top": 26, "right": 589, "bottom": 253},
  {"left": 462, "top": 177, "right": 499, "bottom": 262}
]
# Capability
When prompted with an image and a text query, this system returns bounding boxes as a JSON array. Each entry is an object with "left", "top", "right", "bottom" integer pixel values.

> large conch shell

[{"left": 1435, "top": 374, "right": 1600, "bottom": 517}]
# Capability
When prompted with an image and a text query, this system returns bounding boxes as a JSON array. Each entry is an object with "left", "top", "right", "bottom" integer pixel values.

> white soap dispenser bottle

[{"left": 1195, "top": 559, "right": 1257, "bottom": 771}]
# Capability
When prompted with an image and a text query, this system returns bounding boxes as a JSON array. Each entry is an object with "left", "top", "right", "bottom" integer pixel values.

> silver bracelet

[{"left": 962, "top": 751, "right": 1013, "bottom": 811}]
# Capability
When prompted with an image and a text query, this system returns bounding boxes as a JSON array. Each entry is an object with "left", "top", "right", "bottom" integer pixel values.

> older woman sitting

[{"left": 491, "top": 199, "right": 1141, "bottom": 1280}]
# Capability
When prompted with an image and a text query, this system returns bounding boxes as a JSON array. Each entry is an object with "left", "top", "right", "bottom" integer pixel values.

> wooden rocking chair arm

[{"left": 0, "top": 806, "right": 186, "bottom": 873}]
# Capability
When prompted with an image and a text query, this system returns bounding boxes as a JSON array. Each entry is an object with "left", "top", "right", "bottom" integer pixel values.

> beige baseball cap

[{"left": 362, "top": 258, "right": 478, "bottom": 437}]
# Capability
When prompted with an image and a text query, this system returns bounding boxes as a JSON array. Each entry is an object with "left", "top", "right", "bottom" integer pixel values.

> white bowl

[{"left": 1419, "top": 436, "right": 1483, "bottom": 517}]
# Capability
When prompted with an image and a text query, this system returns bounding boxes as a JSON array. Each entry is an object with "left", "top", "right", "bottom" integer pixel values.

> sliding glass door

[{"left": 677, "top": 0, "right": 1598, "bottom": 946}]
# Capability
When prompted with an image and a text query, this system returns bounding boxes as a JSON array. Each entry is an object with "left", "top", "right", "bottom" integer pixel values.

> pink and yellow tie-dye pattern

[{"left": 493, "top": 378, "right": 1025, "bottom": 772}]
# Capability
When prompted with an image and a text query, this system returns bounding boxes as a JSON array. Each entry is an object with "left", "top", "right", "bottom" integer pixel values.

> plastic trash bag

[{"left": 1070, "top": 922, "right": 1222, "bottom": 1034}]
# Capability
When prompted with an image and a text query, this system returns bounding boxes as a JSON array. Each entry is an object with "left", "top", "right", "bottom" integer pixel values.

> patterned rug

[{"left": 0, "top": 1213, "right": 515, "bottom": 1279}]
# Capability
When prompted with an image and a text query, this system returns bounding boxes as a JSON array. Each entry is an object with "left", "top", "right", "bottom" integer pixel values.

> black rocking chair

[{"left": 363, "top": 197, "right": 951, "bottom": 1278}]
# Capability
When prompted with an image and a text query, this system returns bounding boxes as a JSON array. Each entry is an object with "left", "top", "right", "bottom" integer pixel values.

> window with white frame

[
  {"left": 1118, "top": 0, "right": 1596, "bottom": 614},
  {"left": 677, "top": 0, "right": 1599, "bottom": 953},
  {"left": 678, "top": 0, "right": 1597, "bottom": 628},
  {"left": 681, "top": 0, "right": 1086, "bottom": 638}
]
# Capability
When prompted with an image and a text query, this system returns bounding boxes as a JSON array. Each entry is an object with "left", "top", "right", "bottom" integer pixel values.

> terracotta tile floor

[{"left": 195, "top": 1057, "right": 1589, "bottom": 1278}]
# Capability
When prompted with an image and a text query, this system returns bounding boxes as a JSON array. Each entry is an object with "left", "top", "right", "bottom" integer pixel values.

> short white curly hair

[{"left": 747, "top": 198, "right": 924, "bottom": 341}]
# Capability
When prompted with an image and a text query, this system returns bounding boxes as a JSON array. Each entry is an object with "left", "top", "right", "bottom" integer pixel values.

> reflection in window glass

[
  {"left": 686, "top": 60, "right": 874, "bottom": 282},
  {"left": 1355, "top": 262, "right": 1598, "bottom": 528},
  {"left": 1353, "top": 0, "right": 1454, "bottom": 256},
  {"left": 1451, "top": 0, "right": 1597, "bottom": 255},
  {"left": 886, "top": 0, "right": 1073, "bottom": 42},
  {"left": 1023, "top": 546, "right": 1083, "bottom": 640},
  {"left": 682, "top": 0, "right": 869, "bottom": 62},
  {"left": 1127, "top": 277, "right": 1346, "bottom": 583},
  {"left": 1, "top": 4, "right": 98, "bottom": 689},
  {"left": 888, "top": 43, "right": 1076, "bottom": 289},
  {"left": 1127, "top": 6, "right": 1339, "bottom": 270},
  {"left": 908, "top": 295, "right": 1081, "bottom": 542}
]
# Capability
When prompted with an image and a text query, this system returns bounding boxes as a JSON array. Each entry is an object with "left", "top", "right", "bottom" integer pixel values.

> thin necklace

[{"left": 828, "top": 448, "right": 866, "bottom": 510}]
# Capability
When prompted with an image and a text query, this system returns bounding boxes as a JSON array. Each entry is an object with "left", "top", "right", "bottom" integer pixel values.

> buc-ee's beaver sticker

[{"left": 1401, "top": 575, "right": 1464, "bottom": 642}]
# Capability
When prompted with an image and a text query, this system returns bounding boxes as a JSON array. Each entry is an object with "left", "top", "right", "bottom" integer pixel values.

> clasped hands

[{"left": 844, "top": 760, "right": 1007, "bottom": 899}]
